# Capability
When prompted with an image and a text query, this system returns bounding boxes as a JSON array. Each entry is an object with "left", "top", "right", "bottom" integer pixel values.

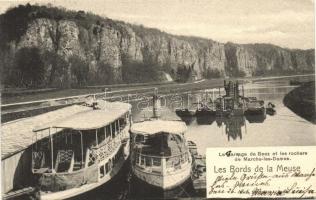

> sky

[{"left": 0, "top": 0, "right": 314, "bottom": 49}]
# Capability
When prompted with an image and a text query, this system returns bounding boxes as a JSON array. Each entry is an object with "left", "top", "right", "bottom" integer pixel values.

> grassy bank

[{"left": 283, "top": 81, "right": 315, "bottom": 124}]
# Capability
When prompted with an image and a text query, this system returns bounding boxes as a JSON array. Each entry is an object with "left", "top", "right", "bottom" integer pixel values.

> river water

[{"left": 72, "top": 80, "right": 315, "bottom": 200}]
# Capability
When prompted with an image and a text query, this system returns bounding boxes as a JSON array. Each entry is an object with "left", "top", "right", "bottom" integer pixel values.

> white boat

[
  {"left": 130, "top": 119, "right": 192, "bottom": 190},
  {"left": 31, "top": 100, "right": 131, "bottom": 200}
]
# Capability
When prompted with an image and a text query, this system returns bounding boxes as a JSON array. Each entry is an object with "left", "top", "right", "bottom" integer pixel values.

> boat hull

[
  {"left": 245, "top": 107, "right": 266, "bottom": 115},
  {"left": 132, "top": 162, "right": 191, "bottom": 190},
  {"left": 175, "top": 109, "right": 196, "bottom": 117},
  {"left": 130, "top": 172, "right": 193, "bottom": 198},
  {"left": 195, "top": 109, "right": 216, "bottom": 116}
]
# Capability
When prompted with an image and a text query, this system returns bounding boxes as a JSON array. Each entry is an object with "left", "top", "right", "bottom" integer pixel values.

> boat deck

[{"left": 136, "top": 132, "right": 186, "bottom": 157}]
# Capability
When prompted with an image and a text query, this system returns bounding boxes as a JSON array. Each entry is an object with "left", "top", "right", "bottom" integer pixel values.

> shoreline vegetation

[{"left": 283, "top": 81, "right": 316, "bottom": 124}]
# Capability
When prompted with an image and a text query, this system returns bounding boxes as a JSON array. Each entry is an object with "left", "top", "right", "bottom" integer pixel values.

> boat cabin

[
  {"left": 31, "top": 101, "right": 131, "bottom": 193},
  {"left": 130, "top": 120, "right": 190, "bottom": 175}
]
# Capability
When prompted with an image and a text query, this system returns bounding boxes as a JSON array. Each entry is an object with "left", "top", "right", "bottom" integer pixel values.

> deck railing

[
  {"left": 134, "top": 151, "right": 190, "bottom": 175},
  {"left": 88, "top": 126, "right": 128, "bottom": 165}
]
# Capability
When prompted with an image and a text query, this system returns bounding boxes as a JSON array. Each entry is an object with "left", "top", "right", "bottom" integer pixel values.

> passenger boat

[
  {"left": 31, "top": 100, "right": 131, "bottom": 200},
  {"left": 130, "top": 120, "right": 192, "bottom": 190}
]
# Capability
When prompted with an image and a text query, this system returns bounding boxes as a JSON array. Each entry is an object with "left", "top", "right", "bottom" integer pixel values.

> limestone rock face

[
  {"left": 18, "top": 18, "right": 56, "bottom": 51},
  {"left": 203, "top": 42, "right": 226, "bottom": 76},
  {"left": 1, "top": 14, "right": 314, "bottom": 87},
  {"left": 57, "top": 20, "right": 84, "bottom": 59}
]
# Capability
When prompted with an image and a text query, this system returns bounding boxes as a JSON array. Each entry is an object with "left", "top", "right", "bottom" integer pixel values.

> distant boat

[
  {"left": 266, "top": 102, "right": 276, "bottom": 116},
  {"left": 244, "top": 98, "right": 266, "bottom": 116},
  {"left": 175, "top": 108, "right": 196, "bottom": 117},
  {"left": 31, "top": 100, "right": 131, "bottom": 200}
]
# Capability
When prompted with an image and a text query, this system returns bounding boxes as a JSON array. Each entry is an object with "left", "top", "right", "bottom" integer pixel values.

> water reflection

[
  {"left": 179, "top": 116, "right": 196, "bottom": 125},
  {"left": 245, "top": 113, "right": 266, "bottom": 123},
  {"left": 196, "top": 115, "right": 216, "bottom": 125},
  {"left": 216, "top": 116, "right": 245, "bottom": 141},
  {"left": 181, "top": 112, "right": 268, "bottom": 141}
]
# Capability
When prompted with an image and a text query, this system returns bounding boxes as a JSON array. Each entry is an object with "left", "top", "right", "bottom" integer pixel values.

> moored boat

[
  {"left": 266, "top": 102, "right": 276, "bottom": 116},
  {"left": 175, "top": 108, "right": 196, "bottom": 117},
  {"left": 31, "top": 100, "right": 131, "bottom": 200},
  {"left": 244, "top": 98, "right": 266, "bottom": 116},
  {"left": 130, "top": 119, "right": 192, "bottom": 190}
]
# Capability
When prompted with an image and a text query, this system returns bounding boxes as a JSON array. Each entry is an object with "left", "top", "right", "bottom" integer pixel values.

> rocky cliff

[{"left": 0, "top": 5, "right": 314, "bottom": 88}]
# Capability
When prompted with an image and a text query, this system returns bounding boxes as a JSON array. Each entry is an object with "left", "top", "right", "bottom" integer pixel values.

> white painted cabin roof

[{"left": 34, "top": 101, "right": 131, "bottom": 131}]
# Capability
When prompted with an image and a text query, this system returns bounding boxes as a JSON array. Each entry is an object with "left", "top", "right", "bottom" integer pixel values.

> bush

[
  {"left": 69, "top": 55, "right": 89, "bottom": 87},
  {"left": 14, "top": 47, "right": 45, "bottom": 87},
  {"left": 203, "top": 68, "right": 221, "bottom": 79},
  {"left": 121, "top": 55, "right": 162, "bottom": 83},
  {"left": 96, "top": 62, "right": 115, "bottom": 85},
  {"left": 176, "top": 65, "right": 193, "bottom": 82}
]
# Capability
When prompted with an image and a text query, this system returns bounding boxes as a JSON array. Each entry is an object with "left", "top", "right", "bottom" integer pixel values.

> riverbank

[{"left": 283, "top": 81, "right": 315, "bottom": 124}]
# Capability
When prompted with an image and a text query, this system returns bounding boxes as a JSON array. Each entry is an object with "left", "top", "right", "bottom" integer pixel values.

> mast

[{"left": 153, "top": 88, "right": 159, "bottom": 119}]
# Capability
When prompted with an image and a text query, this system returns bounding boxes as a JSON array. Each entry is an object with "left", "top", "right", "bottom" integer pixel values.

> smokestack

[{"left": 153, "top": 88, "right": 160, "bottom": 119}]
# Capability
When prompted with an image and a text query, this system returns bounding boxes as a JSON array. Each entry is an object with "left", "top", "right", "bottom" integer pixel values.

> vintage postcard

[{"left": 0, "top": 0, "right": 315, "bottom": 199}]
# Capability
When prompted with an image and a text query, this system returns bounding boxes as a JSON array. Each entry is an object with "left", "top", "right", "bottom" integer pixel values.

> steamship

[
  {"left": 130, "top": 93, "right": 192, "bottom": 190},
  {"left": 31, "top": 100, "right": 131, "bottom": 200}
]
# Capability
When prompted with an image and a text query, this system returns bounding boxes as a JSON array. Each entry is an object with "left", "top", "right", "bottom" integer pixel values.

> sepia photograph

[{"left": 0, "top": 0, "right": 315, "bottom": 199}]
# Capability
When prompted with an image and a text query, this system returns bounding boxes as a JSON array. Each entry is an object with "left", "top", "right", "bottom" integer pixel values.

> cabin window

[
  {"left": 111, "top": 123, "right": 116, "bottom": 138},
  {"left": 140, "top": 156, "right": 145, "bottom": 165},
  {"left": 116, "top": 120, "right": 119, "bottom": 132},
  {"left": 100, "top": 165, "right": 105, "bottom": 178},
  {"left": 152, "top": 158, "right": 161, "bottom": 166},
  {"left": 166, "top": 158, "right": 172, "bottom": 168},
  {"left": 119, "top": 117, "right": 126, "bottom": 129},
  {"left": 105, "top": 162, "right": 109, "bottom": 174},
  {"left": 135, "top": 134, "right": 144, "bottom": 143},
  {"left": 106, "top": 125, "right": 111, "bottom": 138},
  {"left": 98, "top": 128, "right": 105, "bottom": 144},
  {"left": 108, "top": 159, "right": 112, "bottom": 170},
  {"left": 135, "top": 154, "right": 140, "bottom": 165},
  {"left": 145, "top": 157, "right": 152, "bottom": 167}
]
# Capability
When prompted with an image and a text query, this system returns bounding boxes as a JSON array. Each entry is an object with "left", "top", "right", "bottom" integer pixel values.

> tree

[
  {"left": 69, "top": 55, "right": 89, "bottom": 87},
  {"left": 42, "top": 51, "right": 68, "bottom": 87},
  {"left": 203, "top": 68, "right": 221, "bottom": 79},
  {"left": 121, "top": 54, "right": 162, "bottom": 83},
  {"left": 15, "top": 47, "right": 45, "bottom": 87},
  {"left": 176, "top": 65, "right": 191, "bottom": 82},
  {"left": 96, "top": 62, "right": 115, "bottom": 85}
]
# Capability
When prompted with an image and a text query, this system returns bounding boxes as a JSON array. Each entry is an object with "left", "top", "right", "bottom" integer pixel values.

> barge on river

[{"left": 31, "top": 100, "right": 131, "bottom": 200}]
